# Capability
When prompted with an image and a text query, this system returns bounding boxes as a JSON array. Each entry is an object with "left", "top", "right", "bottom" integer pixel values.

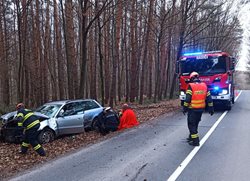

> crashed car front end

[
  {"left": 0, "top": 111, "right": 22, "bottom": 143},
  {"left": 0, "top": 111, "right": 49, "bottom": 143}
]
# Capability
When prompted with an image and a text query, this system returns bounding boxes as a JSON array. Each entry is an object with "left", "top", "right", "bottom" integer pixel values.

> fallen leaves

[{"left": 0, "top": 99, "right": 180, "bottom": 180}]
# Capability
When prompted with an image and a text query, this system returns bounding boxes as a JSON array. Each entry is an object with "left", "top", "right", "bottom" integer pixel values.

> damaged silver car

[{"left": 0, "top": 99, "right": 103, "bottom": 144}]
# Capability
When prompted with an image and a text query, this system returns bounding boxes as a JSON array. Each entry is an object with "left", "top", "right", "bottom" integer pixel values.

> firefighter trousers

[
  {"left": 187, "top": 110, "right": 203, "bottom": 145},
  {"left": 21, "top": 125, "right": 46, "bottom": 156}
]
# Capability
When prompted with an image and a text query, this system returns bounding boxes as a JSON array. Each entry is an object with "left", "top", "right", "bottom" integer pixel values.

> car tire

[
  {"left": 38, "top": 128, "right": 55, "bottom": 144},
  {"left": 91, "top": 118, "right": 100, "bottom": 132}
]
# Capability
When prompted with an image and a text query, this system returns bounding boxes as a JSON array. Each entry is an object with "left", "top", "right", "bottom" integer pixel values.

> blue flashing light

[
  {"left": 214, "top": 86, "right": 220, "bottom": 91},
  {"left": 183, "top": 52, "right": 203, "bottom": 56}
]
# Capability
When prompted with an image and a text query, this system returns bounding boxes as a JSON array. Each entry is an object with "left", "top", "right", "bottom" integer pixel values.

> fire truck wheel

[
  {"left": 226, "top": 100, "right": 232, "bottom": 111},
  {"left": 232, "top": 96, "right": 235, "bottom": 104}
]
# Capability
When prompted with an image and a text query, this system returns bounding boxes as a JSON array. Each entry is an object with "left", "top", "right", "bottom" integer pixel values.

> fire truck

[{"left": 176, "top": 51, "right": 235, "bottom": 110}]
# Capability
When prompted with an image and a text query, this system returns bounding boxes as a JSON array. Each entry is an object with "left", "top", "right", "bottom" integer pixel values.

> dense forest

[{"left": 0, "top": 0, "right": 243, "bottom": 109}]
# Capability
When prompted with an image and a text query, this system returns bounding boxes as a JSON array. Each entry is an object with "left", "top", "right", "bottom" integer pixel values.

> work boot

[
  {"left": 18, "top": 150, "right": 27, "bottom": 155},
  {"left": 20, "top": 145, "right": 28, "bottom": 154},
  {"left": 186, "top": 135, "right": 192, "bottom": 142},
  {"left": 188, "top": 141, "right": 200, "bottom": 146},
  {"left": 189, "top": 137, "right": 200, "bottom": 146},
  {"left": 36, "top": 146, "right": 46, "bottom": 157},
  {"left": 39, "top": 152, "right": 46, "bottom": 157}
]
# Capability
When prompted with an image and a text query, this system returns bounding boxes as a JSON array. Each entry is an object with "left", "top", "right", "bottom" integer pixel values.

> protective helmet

[
  {"left": 105, "top": 107, "right": 111, "bottom": 111},
  {"left": 16, "top": 103, "right": 25, "bottom": 110},
  {"left": 103, "top": 107, "right": 111, "bottom": 113},
  {"left": 190, "top": 72, "right": 199, "bottom": 79}
]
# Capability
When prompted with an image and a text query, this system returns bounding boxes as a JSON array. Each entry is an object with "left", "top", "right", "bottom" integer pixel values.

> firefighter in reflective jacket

[
  {"left": 15, "top": 103, "right": 46, "bottom": 156},
  {"left": 183, "top": 72, "right": 214, "bottom": 146}
]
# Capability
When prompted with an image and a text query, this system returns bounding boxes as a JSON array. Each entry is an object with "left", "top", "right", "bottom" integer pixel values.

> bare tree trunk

[
  {"left": 64, "top": 0, "right": 77, "bottom": 99},
  {"left": 78, "top": 0, "right": 89, "bottom": 98},
  {"left": 97, "top": 14, "right": 104, "bottom": 105},
  {"left": 123, "top": 6, "right": 129, "bottom": 102},
  {"left": 104, "top": 16, "right": 111, "bottom": 104},
  {"left": 0, "top": 1, "right": 5, "bottom": 104},
  {"left": 164, "top": 0, "right": 176, "bottom": 98},
  {"left": 109, "top": 1, "right": 118, "bottom": 107},
  {"left": 16, "top": 0, "right": 24, "bottom": 102},
  {"left": 147, "top": 52, "right": 153, "bottom": 100},
  {"left": 53, "top": 0, "right": 65, "bottom": 100},
  {"left": 33, "top": 0, "right": 43, "bottom": 105},
  {"left": 129, "top": 0, "right": 137, "bottom": 102},
  {"left": 78, "top": 0, "right": 112, "bottom": 98},
  {"left": 139, "top": 0, "right": 154, "bottom": 104},
  {"left": 0, "top": 1, "right": 10, "bottom": 105},
  {"left": 116, "top": 0, "right": 123, "bottom": 102},
  {"left": 89, "top": 25, "right": 97, "bottom": 99},
  {"left": 169, "top": 0, "right": 193, "bottom": 99},
  {"left": 60, "top": 0, "right": 69, "bottom": 99}
]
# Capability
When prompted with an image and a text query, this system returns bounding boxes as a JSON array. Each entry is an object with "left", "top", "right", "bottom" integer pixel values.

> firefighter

[
  {"left": 14, "top": 103, "right": 46, "bottom": 156},
  {"left": 95, "top": 107, "right": 120, "bottom": 135},
  {"left": 183, "top": 72, "right": 214, "bottom": 146}
]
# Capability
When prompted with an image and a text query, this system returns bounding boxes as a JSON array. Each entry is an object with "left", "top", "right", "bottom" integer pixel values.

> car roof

[{"left": 44, "top": 99, "right": 98, "bottom": 105}]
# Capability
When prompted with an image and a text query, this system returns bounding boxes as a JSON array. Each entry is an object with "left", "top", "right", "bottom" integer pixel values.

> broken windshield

[
  {"left": 36, "top": 104, "right": 62, "bottom": 118},
  {"left": 180, "top": 56, "right": 226, "bottom": 75}
]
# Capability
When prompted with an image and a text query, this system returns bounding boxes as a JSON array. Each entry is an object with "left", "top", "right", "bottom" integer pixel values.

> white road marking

[{"left": 167, "top": 90, "right": 242, "bottom": 181}]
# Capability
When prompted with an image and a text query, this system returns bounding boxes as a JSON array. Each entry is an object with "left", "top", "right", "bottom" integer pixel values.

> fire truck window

[
  {"left": 180, "top": 56, "right": 226, "bottom": 75},
  {"left": 210, "top": 57, "right": 226, "bottom": 73}
]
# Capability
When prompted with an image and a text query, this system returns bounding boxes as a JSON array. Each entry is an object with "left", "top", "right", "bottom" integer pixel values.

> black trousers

[
  {"left": 95, "top": 114, "right": 119, "bottom": 135},
  {"left": 187, "top": 110, "right": 203, "bottom": 136},
  {"left": 21, "top": 124, "right": 45, "bottom": 156}
]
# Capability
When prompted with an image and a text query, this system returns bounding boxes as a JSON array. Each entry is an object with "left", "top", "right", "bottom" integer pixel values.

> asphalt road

[{"left": 9, "top": 90, "right": 250, "bottom": 181}]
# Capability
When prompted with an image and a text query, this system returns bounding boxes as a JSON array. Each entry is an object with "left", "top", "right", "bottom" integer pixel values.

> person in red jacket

[{"left": 118, "top": 104, "right": 139, "bottom": 130}]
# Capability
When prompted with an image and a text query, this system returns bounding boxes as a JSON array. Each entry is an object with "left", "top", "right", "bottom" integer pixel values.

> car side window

[
  {"left": 84, "top": 100, "right": 100, "bottom": 111},
  {"left": 61, "top": 103, "right": 76, "bottom": 116},
  {"left": 74, "top": 102, "right": 85, "bottom": 115}
]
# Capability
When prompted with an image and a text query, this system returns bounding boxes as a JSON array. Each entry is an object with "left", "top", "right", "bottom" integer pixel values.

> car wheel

[
  {"left": 38, "top": 128, "right": 55, "bottom": 144},
  {"left": 91, "top": 118, "right": 99, "bottom": 132}
]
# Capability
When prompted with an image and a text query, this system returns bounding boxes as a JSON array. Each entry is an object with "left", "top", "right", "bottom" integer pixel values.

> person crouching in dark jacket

[{"left": 95, "top": 107, "right": 120, "bottom": 135}]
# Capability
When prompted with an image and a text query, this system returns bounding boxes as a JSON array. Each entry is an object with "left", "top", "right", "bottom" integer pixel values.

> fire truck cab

[{"left": 176, "top": 51, "right": 235, "bottom": 110}]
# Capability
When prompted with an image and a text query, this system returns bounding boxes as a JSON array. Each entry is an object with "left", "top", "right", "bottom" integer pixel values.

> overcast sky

[{"left": 236, "top": 1, "right": 250, "bottom": 71}]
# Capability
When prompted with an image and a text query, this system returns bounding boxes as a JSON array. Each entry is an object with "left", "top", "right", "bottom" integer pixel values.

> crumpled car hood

[{"left": 0, "top": 111, "right": 49, "bottom": 125}]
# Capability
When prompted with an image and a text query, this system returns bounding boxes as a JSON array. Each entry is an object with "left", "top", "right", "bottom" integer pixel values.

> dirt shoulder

[{"left": 0, "top": 99, "right": 180, "bottom": 180}]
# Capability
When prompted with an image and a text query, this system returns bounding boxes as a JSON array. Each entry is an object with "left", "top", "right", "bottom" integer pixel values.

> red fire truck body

[{"left": 177, "top": 51, "right": 235, "bottom": 110}]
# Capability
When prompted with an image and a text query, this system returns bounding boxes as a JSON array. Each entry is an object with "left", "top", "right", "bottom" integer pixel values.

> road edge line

[{"left": 167, "top": 90, "right": 242, "bottom": 181}]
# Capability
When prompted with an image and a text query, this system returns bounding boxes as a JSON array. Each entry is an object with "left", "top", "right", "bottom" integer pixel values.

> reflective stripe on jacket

[
  {"left": 17, "top": 108, "right": 40, "bottom": 130},
  {"left": 188, "top": 82, "right": 207, "bottom": 109}
]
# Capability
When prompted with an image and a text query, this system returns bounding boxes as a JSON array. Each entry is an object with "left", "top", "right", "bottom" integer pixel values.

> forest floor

[{"left": 0, "top": 99, "right": 180, "bottom": 180}]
